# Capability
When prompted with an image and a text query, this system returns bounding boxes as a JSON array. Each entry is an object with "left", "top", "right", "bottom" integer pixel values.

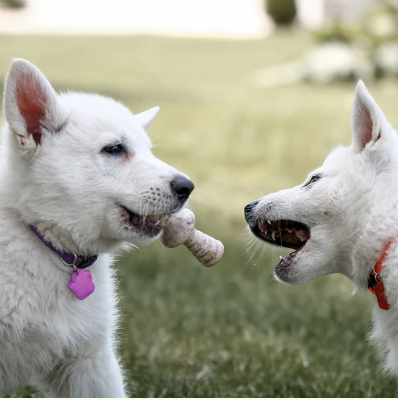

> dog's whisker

[
  {"left": 246, "top": 241, "right": 262, "bottom": 266},
  {"left": 254, "top": 243, "right": 266, "bottom": 266}
]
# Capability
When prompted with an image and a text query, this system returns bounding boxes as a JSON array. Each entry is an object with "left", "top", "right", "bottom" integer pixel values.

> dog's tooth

[
  {"left": 272, "top": 231, "right": 276, "bottom": 241},
  {"left": 280, "top": 256, "right": 283, "bottom": 260},
  {"left": 267, "top": 220, "right": 271, "bottom": 225},
  {"left": 295, "top": 230, "right": 309, "bottom": 242}
]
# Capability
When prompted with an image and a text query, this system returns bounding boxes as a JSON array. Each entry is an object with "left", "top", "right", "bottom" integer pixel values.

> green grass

[{"left": 1, "top": 33, "right": 398, "bottom": 397}]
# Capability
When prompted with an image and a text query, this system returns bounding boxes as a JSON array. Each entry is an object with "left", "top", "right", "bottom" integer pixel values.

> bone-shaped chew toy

[{"left": 160, "top": 208, "right": 224, "bottom": 267}]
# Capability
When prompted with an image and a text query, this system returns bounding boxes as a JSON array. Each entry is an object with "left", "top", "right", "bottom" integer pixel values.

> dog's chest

[{"left": 0, "top": 250, "right": 115, "bottom": 379}]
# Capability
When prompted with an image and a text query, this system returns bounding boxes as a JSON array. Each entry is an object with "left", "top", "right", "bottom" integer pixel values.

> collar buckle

[
  {"left": 60, "top": 253, "right": 78, "bottom": 269},
  {"left": 368, "top": 240, "right": 393, "bottom": 311}
]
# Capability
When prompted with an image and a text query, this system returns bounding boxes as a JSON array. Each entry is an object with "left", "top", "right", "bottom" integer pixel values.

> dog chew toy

[{"left": 160, "top": 208, "right": 224, "bottom": 267}]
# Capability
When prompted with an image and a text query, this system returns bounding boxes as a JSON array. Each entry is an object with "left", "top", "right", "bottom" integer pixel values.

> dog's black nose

[
  {"left": 244, "top": 200, "right": 259, "bottom": 221},
  {"left": 171, "top": 176, "right": 194, "bottom": 203}
]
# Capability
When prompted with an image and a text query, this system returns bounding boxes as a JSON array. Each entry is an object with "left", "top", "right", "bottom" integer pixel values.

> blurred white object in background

[
  {"left": 376, "top": 44, "right": 398, "bottom": 76},
  {"left": 295, "top": 0, "right": 325, "bottom": 28},
  {"left": 0, "top": 0, "right": 382, "bottom": 37},
  {"left": 296, "top": 0, "right": 379, "bottom": 28},
  {"left": 0, "top": 0, "right": 273, "bottom": 38},
  {"left": 253, "top": 43, "right": 374, "bottom": 87}
]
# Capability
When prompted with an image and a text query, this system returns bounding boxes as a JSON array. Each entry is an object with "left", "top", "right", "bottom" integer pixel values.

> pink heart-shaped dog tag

[{"left": 68, "top": 269, "right": 95, "bottom": 300}]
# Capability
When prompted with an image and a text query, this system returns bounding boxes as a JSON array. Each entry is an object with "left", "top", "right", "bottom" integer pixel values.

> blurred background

[{"left": 1, "top": 0, "right": 398, "bottom": 397}]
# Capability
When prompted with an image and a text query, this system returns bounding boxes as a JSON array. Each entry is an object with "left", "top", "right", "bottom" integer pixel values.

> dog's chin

[
  {"left": 274, "top": 251, "right": 301, "bottom": 285},
  {"left": 273, "top": 243, "right": 332, "bottom": 285},
  {"left": 274, "top": 257, "right": 314, "bottom": 285}
]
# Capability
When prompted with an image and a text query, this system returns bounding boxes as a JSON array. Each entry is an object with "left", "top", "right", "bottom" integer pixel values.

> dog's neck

[
  {"left": 29, "top": 220, "right": 95, "bottom": 256},
  {"left": 29, "top": 224, "right": 98, "bottom": 269},
  {"left": 351, "top": 183, "right": 398, "bottom": 291},
  {"left": 0, "top": 186, "right": 125, "bottom": 257},
  {"left": 26, "top": 219, "right": 122, "bottom": 257}
]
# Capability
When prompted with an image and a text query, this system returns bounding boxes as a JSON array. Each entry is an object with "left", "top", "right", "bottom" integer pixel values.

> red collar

[{"left": 368, "top": 240, "right": 393, "bottom": 311}]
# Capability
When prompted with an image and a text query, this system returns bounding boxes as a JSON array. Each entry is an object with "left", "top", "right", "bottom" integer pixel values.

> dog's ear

[
  {"left": 3, "top": 58, "right": 66, "bottom": 152},
  {"left": 135, "top": 107, "right": 159, "bottom": 130},
  {"left": 351, "top": 80, "right": 388, "bottom": 153}
]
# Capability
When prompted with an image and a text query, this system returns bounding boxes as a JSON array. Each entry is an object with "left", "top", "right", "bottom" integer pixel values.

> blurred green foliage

[
  {"left": 314, "top": 0, "right": 398, "bottom": 47},
  {"left": 0, "top": 33, "right": 397, "bottom": 397},
  {"left": 266, "top": 0, "right": 297, "bottom": 26},
  {"left": 0, "top": 0, "right": 26, "bottom": 9}
]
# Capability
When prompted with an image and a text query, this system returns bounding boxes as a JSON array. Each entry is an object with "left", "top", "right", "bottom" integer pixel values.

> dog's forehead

[
  {"left": 58, "top": 93, "right": 151, "bottom": 147},
  {"left": 321, "top": 146, "right": 354, "bottom": 173}
]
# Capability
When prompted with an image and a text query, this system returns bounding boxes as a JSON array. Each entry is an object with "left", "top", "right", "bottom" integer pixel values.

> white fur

[
  {"left": 0, "top": 59, "right": 190, "bottom": 396},
  {"left": 247, "top": 80, "right": 398, "bottom": 377}
]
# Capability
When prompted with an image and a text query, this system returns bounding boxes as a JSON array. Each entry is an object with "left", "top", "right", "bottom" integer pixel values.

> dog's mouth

[
  {"left": 251, "top": 219, "right": 311, "bottom": 265},
  {"left": 121, "top": 205, "right": 162, "bottom": 237}
]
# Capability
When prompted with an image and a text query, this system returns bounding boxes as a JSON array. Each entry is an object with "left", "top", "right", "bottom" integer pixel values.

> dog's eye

[
  {"left": 103, "top": 144, "right": 124, "bottom": 155},
  {"left": 306, "top": 175, "right": 321, "bottom": 187}
]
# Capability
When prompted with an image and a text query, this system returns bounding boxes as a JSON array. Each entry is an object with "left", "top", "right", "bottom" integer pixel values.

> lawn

[{"left": 1, "top": 33, "right": 398, "bottom": 397}]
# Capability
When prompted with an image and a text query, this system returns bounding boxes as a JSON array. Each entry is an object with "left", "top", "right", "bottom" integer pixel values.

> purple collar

[{"left": 29, "top": 225, "right": 97, "bottom": 269}]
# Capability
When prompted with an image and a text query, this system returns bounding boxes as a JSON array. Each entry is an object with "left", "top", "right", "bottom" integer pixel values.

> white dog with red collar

[{"left": 246, "top": 80, "right": 398, "bottom": 377}]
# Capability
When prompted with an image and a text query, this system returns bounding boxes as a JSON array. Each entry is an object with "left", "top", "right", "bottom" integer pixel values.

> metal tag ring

[{"left": 60, "top": 253, "right": 78, "bottom": 269}]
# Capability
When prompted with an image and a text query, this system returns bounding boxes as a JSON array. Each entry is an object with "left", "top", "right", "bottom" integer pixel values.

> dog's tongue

[
  {"left": 145, "top": 215, "right": 160, "bottom": 225},
  {"left": 131, "top": 214, "right": 160, "bottom": 227}
]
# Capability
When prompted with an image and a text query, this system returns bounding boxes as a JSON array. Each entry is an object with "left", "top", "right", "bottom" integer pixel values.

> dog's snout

[
  {"left": 244, "top": 200, "right": 259, "bottom": 221},
  {"left": 171, "top": 176, "right": 194, "bottom": 203}
]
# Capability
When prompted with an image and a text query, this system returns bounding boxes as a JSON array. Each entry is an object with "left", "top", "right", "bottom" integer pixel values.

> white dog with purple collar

[{"left": 0, "top": 59, "right": 195, "bottom": 397}]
